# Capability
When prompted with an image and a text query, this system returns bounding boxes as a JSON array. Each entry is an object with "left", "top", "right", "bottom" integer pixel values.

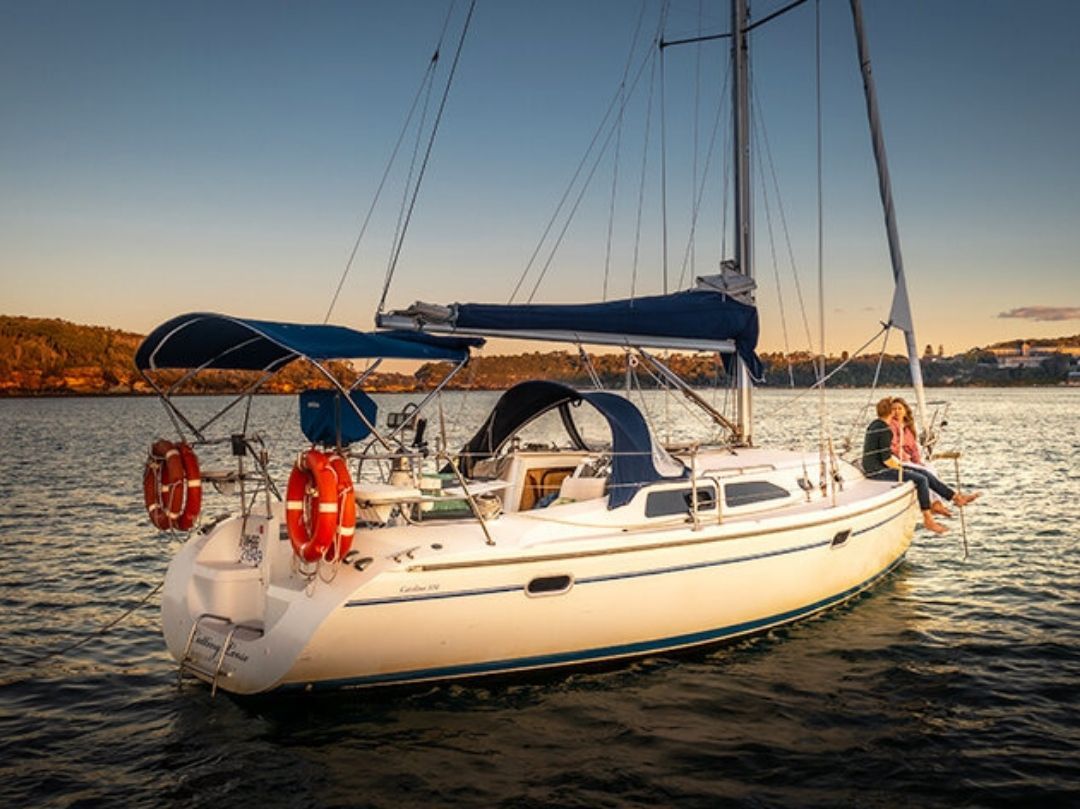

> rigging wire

[
  {"left": 752, "top": 119, "right": 796, "bottom": 387},
  {"left": 759, "top": 322, "right": 889, "bottom": 422},
  {"left": 710, "top": 351, "right": 735, "bottom": 424},
  {"left": 513, "top": 96, "right": 622, "bottom": 304},
  {"left": 635, "top": 354, "right": 722, "bottom": 439},
  {"left": 659, "top": 24, "right": 669, "bottom": 294},
  {"left": 377, "top": 0, "right": 477, "bottom": 315},
  {"left": 603, "top": 0, "right": 650, "bottom": 302},
  {"left": 751, "top": 87, "right": 818, "bottom": 365},
  {"left": 672, "top": 0, "right": 734, "bottom": 292},
  {"left": 521, "top": 11, "right": 665, "bottom": 305},
  {"left": 690, "top": 0, "right": 703, "bottom": 285},
  {"left": 526, "top": 104, "right": 633, "bottom": 304},
  {"left": 842, "top": 324, "right": 893, "bottom": 453},
  {"left": 577, "top": 345, "right": 605, "bottom": 390},
  {"left": 511, "top": 7, "right": 658, "bottom": 304},
  {"left": 324, "top": 51, "right": 441, "bottom": 324},
  {"left": 384, "top": 61, "right": 439, "bottom": 309},
  {"left": 815, "top": 0, "right": 829, "bottom": 493},
  {"left": 719, "top": 84, "right": 732, "bottom": 268},
  {"left": 326, "top": 2, "right": 459, "bottom": 324},
  {"left": 675, "top": 62, "right": 730, "bottom": 291},
  {"left": 630, "top": 25, "right": 663, "bottom": 302}
]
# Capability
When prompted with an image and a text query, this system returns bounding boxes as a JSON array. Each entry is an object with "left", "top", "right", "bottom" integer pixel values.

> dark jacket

[{"left": 862, "top": 418, "right": 894, "bottom": 475}]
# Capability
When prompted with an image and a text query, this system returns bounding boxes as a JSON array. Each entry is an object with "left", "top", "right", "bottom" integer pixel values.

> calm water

[{"left": 0, "top": 388, "right": 1077, "bottom": 808}]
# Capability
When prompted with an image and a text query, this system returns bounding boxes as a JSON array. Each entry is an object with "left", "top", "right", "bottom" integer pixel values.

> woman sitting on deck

[
  {"left": 862, "top": 397, "right": 979, "bottom": 534},
  {"left": 889, "top": 397, "right": 951, "bottom": 513}
]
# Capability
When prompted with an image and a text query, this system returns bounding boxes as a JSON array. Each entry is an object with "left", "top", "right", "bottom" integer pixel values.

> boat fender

[{"left": 142, "top": 440, "right": 202, "bottom": 531}]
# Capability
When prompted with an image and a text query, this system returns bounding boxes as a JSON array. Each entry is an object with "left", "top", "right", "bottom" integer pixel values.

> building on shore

[{"left": 987, "top": 342, "right": 1080, "bottom": 370}]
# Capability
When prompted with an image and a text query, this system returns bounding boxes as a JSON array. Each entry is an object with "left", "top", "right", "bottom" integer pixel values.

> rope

[{"left": 0, "top": 580, "right": 164, "bottom": 685}]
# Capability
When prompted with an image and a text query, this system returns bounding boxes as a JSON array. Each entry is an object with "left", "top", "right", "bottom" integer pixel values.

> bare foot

[
  {"left": 953, "top": 492, "right": 981, "bottom": 507},
  {"left": 923, "top": 516, "right": 949, "bottom": 534},
  {"left": 931, "top": 501, "right": 954, "bottom": 518}
]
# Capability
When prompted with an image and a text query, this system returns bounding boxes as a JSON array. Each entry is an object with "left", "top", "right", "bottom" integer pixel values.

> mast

[
  {"left": 849, "top": 0, "right": 929, "bottom": 436},
  {"left": 732, "top": 0, "right": 753, "bottom": 445}
]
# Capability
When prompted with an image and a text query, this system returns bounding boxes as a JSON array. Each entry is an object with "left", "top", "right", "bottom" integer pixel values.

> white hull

[{"left": 162, "top": 448, "right": 917, "bottom": 695}]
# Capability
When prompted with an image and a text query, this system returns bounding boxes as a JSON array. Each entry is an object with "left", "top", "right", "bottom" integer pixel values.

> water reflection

[{"left": 0, "top": 389, "right": 1077, "bottom": 807}]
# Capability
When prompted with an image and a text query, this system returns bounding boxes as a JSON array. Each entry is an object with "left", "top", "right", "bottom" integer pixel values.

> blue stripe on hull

[{"left": 281, "top": 551, "right": 908, "bottom": 693}]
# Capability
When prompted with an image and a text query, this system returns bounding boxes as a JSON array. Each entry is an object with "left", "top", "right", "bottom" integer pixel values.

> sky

[{"left": 2, "top": 0, "right": 1078, "bottom": 357}]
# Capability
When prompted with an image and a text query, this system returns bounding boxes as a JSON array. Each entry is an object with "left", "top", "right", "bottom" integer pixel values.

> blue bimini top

[{"left": 135, "top": 312, "right": 483, "bottom": 372}]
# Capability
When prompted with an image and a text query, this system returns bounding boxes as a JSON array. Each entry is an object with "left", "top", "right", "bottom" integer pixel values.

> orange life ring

[
  {"left": 143, "top": 440, "right": 201, "bottom": 531},
  {"left": 325, "top": 453, "right": 356, "bottom": 561},
  {"left": 286, "top": 449, "right": 349, "bottom": 562},
  {"left": 174, "top": 443, "right": 202, "bottom": 531}
]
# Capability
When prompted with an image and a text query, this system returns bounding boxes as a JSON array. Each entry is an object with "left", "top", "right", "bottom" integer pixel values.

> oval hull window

[{"left": 526, "top": 574, "right": 574, "bottom": 597}]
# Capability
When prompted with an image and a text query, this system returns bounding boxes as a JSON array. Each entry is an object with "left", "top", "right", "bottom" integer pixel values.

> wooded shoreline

[{"left": 3, "top": 315, "right": 1077, "bottom": 397}]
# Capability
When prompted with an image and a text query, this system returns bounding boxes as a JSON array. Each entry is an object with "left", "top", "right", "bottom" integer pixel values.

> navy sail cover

[
  {"left": 454, "top": 289, "right": 763, "bottom": 379},
  {"left": 135, "top": 312, "right": 481, "bottom": 371}
]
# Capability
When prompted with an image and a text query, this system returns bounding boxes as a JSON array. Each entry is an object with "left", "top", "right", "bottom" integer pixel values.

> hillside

[
  {"left": 0, "top": 315, "right": 1076, "bottom": 396},
  {"left": 0, "top": 316, "right": 146, "bottom": 394},
  {"left": 0, "top": 316, "right": 363, "bottom": 395}
]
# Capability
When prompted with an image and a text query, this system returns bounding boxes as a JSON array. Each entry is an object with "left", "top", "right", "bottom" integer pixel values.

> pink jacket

[{"left": 889, "top": 419, "right": 922, "bottom": 465}]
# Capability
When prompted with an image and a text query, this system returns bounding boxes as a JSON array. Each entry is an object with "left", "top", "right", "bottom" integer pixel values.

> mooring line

[{"left": 0, "top": 580, "right": 163, "bottom": 687}]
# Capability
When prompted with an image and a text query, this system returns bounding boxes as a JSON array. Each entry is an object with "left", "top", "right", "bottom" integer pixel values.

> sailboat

[{"left": 142, "top": 0, "right": 936, "bottom": 695}]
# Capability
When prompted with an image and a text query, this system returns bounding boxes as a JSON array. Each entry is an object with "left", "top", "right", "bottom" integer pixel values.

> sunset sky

[{"left": 2, "top": 0, "right": 1078, "bottom": 356}]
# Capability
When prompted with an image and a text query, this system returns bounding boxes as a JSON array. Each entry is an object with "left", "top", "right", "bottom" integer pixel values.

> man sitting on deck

[{"left": 862, "top": 397, "right": 979, "bottom": 535}]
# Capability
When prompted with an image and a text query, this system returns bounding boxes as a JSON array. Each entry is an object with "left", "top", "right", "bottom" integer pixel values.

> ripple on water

[{"left": 0, "top": 390, "right": 1078, "bottom": 808}]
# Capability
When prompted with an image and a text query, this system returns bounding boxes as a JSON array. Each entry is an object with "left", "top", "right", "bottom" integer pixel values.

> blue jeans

[{"left": 867, "top": 465, "right": 955, "bottom": 510}]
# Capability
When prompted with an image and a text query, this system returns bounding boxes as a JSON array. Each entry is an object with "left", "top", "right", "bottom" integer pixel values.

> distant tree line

[
  {"left": 0, "top": 316, "right": 358, "bottom": 395},
  {"left": 0, "top": 315, "right": 1075, "bottom": 396},
  {"left": 414, "top": 346, "right": 1077, "bottom": 390}
]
